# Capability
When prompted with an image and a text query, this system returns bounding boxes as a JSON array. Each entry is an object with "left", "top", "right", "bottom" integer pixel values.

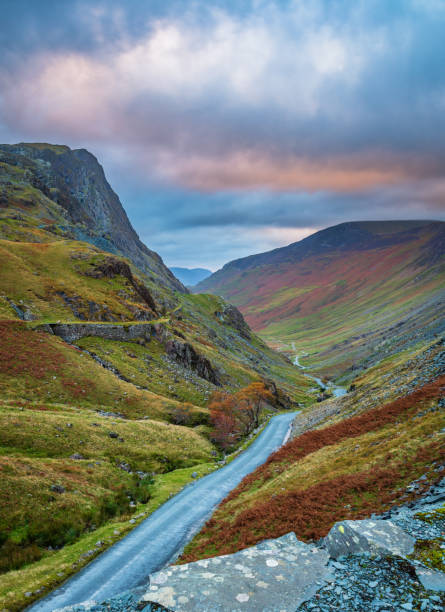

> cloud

[{"left": 0, "top": 0, "right": 444, "bottom": 267}]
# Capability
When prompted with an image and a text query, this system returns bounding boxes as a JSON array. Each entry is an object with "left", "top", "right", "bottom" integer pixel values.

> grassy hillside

[
  {"left": 196, "top": 221, "right": 445, "bottom": 377},
  {"left": 0, "top": 144, "right": 311, "bottom": 610},
  {"left": 181, "top": 339, "right": 445, "bottom": 561},
  {"left": 0, "top": 320, "right": 185, "bottom": 419},
  {"left": 0, "top": 143, "right": 185, "bottom": 294},
  {"left": 0, "top": 240, "right": 309, "bottom": 406}
]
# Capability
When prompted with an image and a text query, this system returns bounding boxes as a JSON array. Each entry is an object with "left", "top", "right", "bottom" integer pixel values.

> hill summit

[
  {"left": 195, "top": 220, "right": 445, "bottom": 374},
  {"left": 0, "top": 142, "right": 185, "bottom": 293}
]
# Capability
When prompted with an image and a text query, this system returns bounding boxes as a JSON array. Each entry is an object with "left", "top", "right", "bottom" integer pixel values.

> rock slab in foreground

[
  {"left": 324, "top": 519, "right": 415, "bottom": 559},
  {"left": 140, "top": 532, "right": 332, "bottom": 612},
  {"left": 415, "top": 566, "right": 445, "bottom": 592}
]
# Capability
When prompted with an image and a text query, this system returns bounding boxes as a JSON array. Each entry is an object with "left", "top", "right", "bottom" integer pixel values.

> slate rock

[
  {"left": 415, "top": 566, "right": 445, "bottom": 591},
  {"left": 140, "top": 532, "right": 332, "bottom": 612},
  {"left": 324, "top": 519, "right": 414, "bottom": 559},
  {"left": 50, "top": 484, "right": 66, "bottom": 494}
]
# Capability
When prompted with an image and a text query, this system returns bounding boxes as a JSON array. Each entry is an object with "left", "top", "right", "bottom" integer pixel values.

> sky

[{"left": 1, "top": 0, "right": 444, "bottom": 270}]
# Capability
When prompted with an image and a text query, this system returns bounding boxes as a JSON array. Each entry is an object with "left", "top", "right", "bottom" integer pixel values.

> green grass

[
  {"left": 410, "top": 537, "right": 445, "bottom": 572},
  {"left": 0, "top": 390, "right": 215, "bottom": 611},
  {"left": 76, "top": 335, "right": 216, "bottom": 407},
  {"left": 0, "top": 240, "right": 155, "bottom": 323},
  {"left": 0, "top": 321, "right": 184, "bottom": 419},
  {"left": 0, "top": 403, "right": 212, "bottom": 471},
  {"left": 0, "top": 462, "right": 216, "bottom": 612}
]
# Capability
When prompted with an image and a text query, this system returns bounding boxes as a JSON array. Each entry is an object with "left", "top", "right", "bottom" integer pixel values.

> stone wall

[{"left": 36, "top": 322, "right": 157, "bottom": 344}]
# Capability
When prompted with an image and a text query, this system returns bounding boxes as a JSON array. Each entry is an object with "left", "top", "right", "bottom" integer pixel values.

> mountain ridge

[
  {"left": 197, "top": 220, "right": 441, "bottom": 283},
  {"left": 195, "top": 219, "right": 445, "bottom": 375},
  {"left": 0, "top": 142, "right": 186, "bottom": 294}
]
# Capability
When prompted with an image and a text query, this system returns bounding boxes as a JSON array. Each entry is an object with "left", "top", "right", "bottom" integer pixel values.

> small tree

[
  {"left": 209, "top": 383, "right": 274, "bottom": 450},
  {"left": 209, "top": 392, "right": 241, "bottom": 450},
  {"left": 235, "top": 382, "right": 274, "bottom": 432}
]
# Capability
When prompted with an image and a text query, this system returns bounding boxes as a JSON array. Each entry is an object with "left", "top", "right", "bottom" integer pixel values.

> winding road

[{"left": 28, "top": 412, "right": 296, "bottom": 612}]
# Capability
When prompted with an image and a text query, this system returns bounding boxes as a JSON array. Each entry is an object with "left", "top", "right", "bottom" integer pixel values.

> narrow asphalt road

[{"left": 28, "top": 411, "right": 296, "bottom": 612}]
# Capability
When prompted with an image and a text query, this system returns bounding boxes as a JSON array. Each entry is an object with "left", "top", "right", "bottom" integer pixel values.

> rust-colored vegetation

[
  {"left": 0, "top": 320, "right": 65, "bottom": 378},
  {"left": 181, "top": 376, "right": 445, "bottom": 562},
  {"left": 0, "top": 320, "right": 97, "bottom": 400},
  {"left": 181, "top": 441, "right": 442, "bottom": 562},
  {"left": 226, "top": 375, "right": 445, "bottom": 499},
  {"left": 209, "top": 382, "right": 274, "bottom": 450}
]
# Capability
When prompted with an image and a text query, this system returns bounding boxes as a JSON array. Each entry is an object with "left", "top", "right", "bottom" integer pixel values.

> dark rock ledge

[{"left": 35, "top": 323, "right": 221, "bottom": 385}]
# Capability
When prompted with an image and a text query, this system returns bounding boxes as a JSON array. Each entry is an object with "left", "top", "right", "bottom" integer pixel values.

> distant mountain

[
  {"left": 195, "top": 220, "right": 445, "bottom": 373},
  {"left": 170, "top": 267, "right": 212, "bottom": 286}
]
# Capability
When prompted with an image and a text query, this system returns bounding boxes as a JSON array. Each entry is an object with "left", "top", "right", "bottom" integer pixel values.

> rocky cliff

[{"left": 0, "top": 142, "right": 185, "bottom": 293}]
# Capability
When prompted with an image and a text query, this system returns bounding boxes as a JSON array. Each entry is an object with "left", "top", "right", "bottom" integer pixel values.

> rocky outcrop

[
  {"left": 323, "top": 519, "right": 415, "bottom": 559},
  {"left": 88, "top": 256, "right": 157, "bottom": 313},
  {"left": 142, "top": 533, "right": 332, "bottom": 612},
  {"left": 263, "top": 378, "right": 296, "bottom": 410},
  {"left": 36, "top": 322, "right": 221, "bottom": 386},
  {"left": 214, "top": 305, "right": 251, "bottom": 339},
  {"left": 0, "top": 143, "right": 186, "bottom": 293},
  {"left": 37, "top": 322, "right": 156, "bottom": 344},
  {"left": 165, "top": 339, "right": 220, "bottom": 385}
]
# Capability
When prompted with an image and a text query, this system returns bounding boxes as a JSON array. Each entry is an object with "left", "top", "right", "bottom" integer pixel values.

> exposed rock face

[
  {"left": 88, "top": 256, "right": 157, "bottom": 313},
  {"left": 165, "top": 339, "right": 221, "bottom": 385},
  {"left": 0, "top": 143, "right": 185, "bottom": 293},
  {"left": 324, "top": 519, "right": 415, "bottom": 559},
  {"left": 37, "top": 323, "right": 221, "bottom": 386},
  {"left": 263, "top": 378, "right": 295, "bottom": 410},
  {"left": 142, "top": 532, "right": 332, "bottom": 612},
  {"left": 215, "top": 305, "right": 251, "bottom": 339}
]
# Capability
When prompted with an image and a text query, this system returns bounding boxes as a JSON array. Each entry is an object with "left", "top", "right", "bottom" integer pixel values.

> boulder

[
  {"left": 415, "top": 566, "right": 445, "bottom": 592},
  {"left": 324, "top": 519, "right": 415, "bottom": 559},
  {"left": 140, "top": 532, "right": 332, "bottom": 612},
  {"left": 218, "top": 305, "right": 251, "bottom": 339}
]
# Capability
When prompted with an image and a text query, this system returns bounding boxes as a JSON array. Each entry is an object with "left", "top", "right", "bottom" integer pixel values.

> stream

[{"left": 292, "top": 345, "right": 347, "bottom": 398}]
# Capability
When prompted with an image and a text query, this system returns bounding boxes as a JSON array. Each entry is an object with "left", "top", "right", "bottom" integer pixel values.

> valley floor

[
  {"left": 46, "top": 334, "right": 444, "bottom": 612},
  {"left": 182, "top": 336, "right": 444, "bottom": 561},
  {"left": 26, "top": 413, "right": 295, "bottom": 612}
]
